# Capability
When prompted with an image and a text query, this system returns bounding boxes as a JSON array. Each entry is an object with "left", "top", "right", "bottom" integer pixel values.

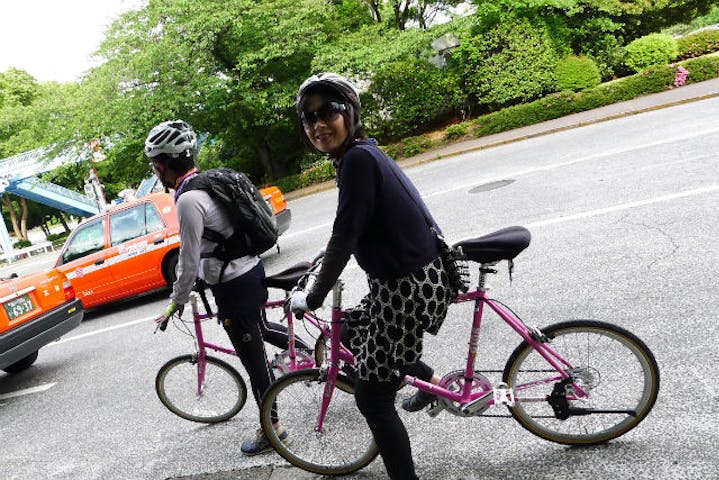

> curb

[{"left": 283, "top": 87, "right": 719, "bottom": 202}]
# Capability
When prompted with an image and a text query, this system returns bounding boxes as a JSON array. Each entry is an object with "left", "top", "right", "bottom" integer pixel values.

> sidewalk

[{"left": 285, "top": 77, "right": 719, "bottom": 201}]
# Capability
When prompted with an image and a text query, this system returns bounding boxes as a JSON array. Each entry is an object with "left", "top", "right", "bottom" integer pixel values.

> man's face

[{"left": 150, "top": 160, "right": 176, "bottom": 189}]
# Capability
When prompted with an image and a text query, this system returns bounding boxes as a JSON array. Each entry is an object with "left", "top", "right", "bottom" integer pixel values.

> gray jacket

[{"left": 171, "top": 189, "right": 259, "bottom": 304}]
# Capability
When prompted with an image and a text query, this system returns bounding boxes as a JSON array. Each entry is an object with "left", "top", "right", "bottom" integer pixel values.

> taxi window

[
  {"left": 62, "top": 221, "right": 105, "bottom": 263},
  {"left": 110, "top": 203, "right": 165, "bottom": 246},
  {"left": 145, "top": 203, "right": 164, "bottom": 233},
  {"left": 110, "top": 206, "right": 145, "bottom": 246}
]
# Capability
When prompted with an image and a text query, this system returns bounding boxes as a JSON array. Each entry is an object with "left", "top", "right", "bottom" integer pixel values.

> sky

[{"left": 0, "top": 0, "right": 146, "bottom": 83}]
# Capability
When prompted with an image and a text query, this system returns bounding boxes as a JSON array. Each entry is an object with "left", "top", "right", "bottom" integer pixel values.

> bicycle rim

[
  {"left": 504, "top": 320, "right": 659, "bottom": 445},
  {"left": 260, "top": 369, "right": 378, "bottom": 475},
  {"left": 155, "top": 354, "right": 247, "bottom": 423}
]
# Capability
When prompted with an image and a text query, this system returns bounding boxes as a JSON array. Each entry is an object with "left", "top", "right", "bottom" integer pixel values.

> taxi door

[
  {"left": 55, "top": 218, "right": 117, "bottom": 308},
  {"left": 107, "top": 201, "right": 169, "bottom": 296}
]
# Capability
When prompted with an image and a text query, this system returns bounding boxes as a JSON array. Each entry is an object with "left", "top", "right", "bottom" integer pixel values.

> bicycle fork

[{"left": 316, "top": 280, "right": 345, "bottom": 433}]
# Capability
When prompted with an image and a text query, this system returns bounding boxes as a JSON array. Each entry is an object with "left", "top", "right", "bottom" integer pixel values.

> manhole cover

[{"left": 468, "top": 179, "right": 515, "bottom": 193}]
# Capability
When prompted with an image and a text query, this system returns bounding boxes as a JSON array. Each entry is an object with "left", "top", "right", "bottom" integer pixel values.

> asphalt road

[{"left": 1, "top": 97, "right": 718, "bottom": 480}]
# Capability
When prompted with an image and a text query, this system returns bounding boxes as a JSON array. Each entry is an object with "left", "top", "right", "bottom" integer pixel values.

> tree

[
  {"left": 363, "top": 0, "right": 465, "bottom": 29},
  {"left": 68, "top": 0, "right": 352, "bottom": 185}
]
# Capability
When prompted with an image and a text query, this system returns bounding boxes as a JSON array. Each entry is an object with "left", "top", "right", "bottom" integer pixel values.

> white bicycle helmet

[
  {"left": 144, "top": 120, "right": 197, "bottom": 159},
  {"left": 296, "top": 72, "right": 361, "bottom": 114}
]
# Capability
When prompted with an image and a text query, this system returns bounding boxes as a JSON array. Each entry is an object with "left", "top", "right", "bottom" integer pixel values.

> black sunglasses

[{"left": 301, "top": 101, "right": 347, "bottom": 126}]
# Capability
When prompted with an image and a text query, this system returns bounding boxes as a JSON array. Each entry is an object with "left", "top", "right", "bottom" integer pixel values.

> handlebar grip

[{"left": 159, "top": 317, "right": 170, "bottom": 332}]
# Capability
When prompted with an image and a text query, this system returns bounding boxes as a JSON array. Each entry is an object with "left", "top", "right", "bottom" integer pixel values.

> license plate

[{"left": 4, "top": 294, "right": 35, "bottom": 320}]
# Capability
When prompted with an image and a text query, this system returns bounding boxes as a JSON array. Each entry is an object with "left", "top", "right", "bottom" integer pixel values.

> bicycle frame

[
  {"left": 186, "top": 290, "right": 320, "bottom": 396},
  {"left": 395, "top": 265, "right": 589, "bottom": 409}
]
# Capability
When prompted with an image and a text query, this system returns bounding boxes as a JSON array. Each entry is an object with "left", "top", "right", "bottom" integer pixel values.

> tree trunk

[
  {"left": 257, "top": 142, "right": 275, "bottom": 181},
  {"left": 19, "top": 197, "right": 28, "bottom": 241},
  {"left": 366, "top": 0, "right": 382, "bottom": 23},
  {"left": 1, "top": 195, "right": 22, "bottom": 240},
  {"left": 392, "top": 0, "right": 411, "bottom": 30},
  {"left": 59, "top": 212, "right": 70, "bottom": 232}
]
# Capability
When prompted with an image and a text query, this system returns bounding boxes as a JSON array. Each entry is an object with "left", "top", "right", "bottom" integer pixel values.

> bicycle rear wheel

[
  {"left": 260, "top": 369, "right": 378, "bottom": 475},
  {"left": 503, "top": 320, "right": 659, "bottom": 445},
  {"left": 155, "top": 354, "right": 247, "bottom": 423}
]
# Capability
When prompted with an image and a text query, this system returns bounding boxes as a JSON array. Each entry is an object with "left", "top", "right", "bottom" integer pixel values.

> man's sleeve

[{"left": 171, "top": 192, "right": 205, "bottom": 304}]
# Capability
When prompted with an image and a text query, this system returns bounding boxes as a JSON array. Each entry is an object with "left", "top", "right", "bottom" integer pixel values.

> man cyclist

[{"left": 148, "top": 119, "right": 296, "bottom": 455}]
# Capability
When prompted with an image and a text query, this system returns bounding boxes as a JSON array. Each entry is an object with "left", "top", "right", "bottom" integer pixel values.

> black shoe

[{"left": 401, "top": 390, "right": 436, "bottom": 412}]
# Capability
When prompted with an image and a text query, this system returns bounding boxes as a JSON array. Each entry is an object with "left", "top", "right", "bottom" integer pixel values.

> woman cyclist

[{"left": 289, "top": 73, "right": 454, "bottom": 480}]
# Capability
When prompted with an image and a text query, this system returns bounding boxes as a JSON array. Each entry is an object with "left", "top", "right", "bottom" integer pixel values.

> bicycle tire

[
  {"left": 503, "top": 320, "right": 659, "bottom": 445},
  {"left": 260, "top": 369, "right": 378, "bottom": 475},
  {"left": 155, "top": 354, "right": 247, "bottom": 423}
]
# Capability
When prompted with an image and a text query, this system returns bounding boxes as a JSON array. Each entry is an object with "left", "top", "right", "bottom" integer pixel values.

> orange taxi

[
  {"left": 0, "top": 269, "right": 83, "bottom": 373},
  {"left": 55, "top": 181, "right": 291, "bottom": 309}
]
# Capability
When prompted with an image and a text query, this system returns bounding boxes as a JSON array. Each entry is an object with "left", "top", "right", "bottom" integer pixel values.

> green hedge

[
  {"left": 281, "top": 54, "right": 719, "bottom": 192},
  {"left": 677, "top": 29, "right": 719, "bottom": 60},
  {"left": 625, "top": 33, "right": 678, "bottom": 72},
  {"left": 13, "top": 239, "right": 32, "bottom": 249},
  {"left": 474, "top": 54, "right": 717, "bottom": 137},
  {"left": 555, "top": 55, "right": 602, "bottom": 92}
]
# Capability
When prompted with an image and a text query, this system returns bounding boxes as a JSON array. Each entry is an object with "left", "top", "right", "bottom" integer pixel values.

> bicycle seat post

[
  {"left": 331, "top": 279, "right": 344, "bottom": 309},
  {"left": 477, "top": 264, "right": 497, "bottom": 291}
]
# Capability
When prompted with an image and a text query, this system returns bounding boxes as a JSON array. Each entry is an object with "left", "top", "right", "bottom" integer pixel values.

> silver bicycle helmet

[
  {"left": 144, "top": 120, "right": 197, "bottom": 159},
  {"left": 296, "top": 72, "right": 361, "bottom": 115}
]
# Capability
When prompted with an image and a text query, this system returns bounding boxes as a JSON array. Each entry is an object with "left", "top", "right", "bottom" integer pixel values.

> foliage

[
  {"left": 46, "top": 231, "right": 70, "bottom": 242},
  {"left": 580, "top": 34, "right": 629, "bottom": 80},
  {"left": 663, "top": 5, "right": 719, "bottom": 36},
  {"left": 362, "top": 0, "right": 465, "bottom": 30},
  {"left": 13, "top": 239, "right": 32, "bottom": 249},
  {"left": 555, "top": 55, "right": 602, "bottom": 91},
  {"left": 677, "top": 29, "right": 719, "bottom": 59},
  {"left": 0, "top": 68, "right": 39, "bottom": 108},
  {"left": 374, "top": 53, "right": 719, "bottom": 165},
  {"left": 625, "top": 34, "right": 679, "bottom": 72},
  {"left": 445, "top": 122, "right": 470, "bottom": 139},
  {"left": 362, "top": 59, "right": 463, "bottom": 139},
  {"left": 452, "top": 15, "right": 559, "bottom": 109},
  {"left": 274, "top": 159, "right": 336, "bottom": 193},
  {"left": 67, "top": 0, "right": 347, "bottom": 188},
  {"left": 470, "top": 0, "right": 719, "bottom": 44}
]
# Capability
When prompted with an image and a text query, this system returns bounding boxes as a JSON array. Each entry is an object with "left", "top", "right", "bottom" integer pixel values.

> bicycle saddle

[
  {"left": 453, "top": 226, "right": 531, "bottom": 264},
  {"left": 264, "top": 262, "right": 312, "bottom": 290}
]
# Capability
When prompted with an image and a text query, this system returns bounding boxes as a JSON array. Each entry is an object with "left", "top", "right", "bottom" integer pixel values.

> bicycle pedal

[{"left": 493, "top": 383, "right": 515, "bottom": 407}]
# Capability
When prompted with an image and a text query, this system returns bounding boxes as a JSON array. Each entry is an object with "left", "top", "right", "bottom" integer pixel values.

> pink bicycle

[
  {"left": 259, "top": 226, "right": 660, "bottom": 475},
  {"left": 154, "top": 261, "right": 346, "bottom": 423}
]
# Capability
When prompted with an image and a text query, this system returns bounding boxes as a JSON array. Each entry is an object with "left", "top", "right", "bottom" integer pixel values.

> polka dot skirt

[{"left": 345, "top": 257, "right": 454, "bottom": 383}]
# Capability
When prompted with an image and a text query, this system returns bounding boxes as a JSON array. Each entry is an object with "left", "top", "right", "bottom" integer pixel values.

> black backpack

[{"left": 183, "top": 168, "right": 278, "bottom": 270}]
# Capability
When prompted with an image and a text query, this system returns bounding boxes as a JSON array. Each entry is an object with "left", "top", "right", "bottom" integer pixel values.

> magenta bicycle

[
  {"left": 154, "top": 261, "right": 345, "bottom": 424},
  {"left": 259, "top": 226, "right": 660, "bottom": 475}
]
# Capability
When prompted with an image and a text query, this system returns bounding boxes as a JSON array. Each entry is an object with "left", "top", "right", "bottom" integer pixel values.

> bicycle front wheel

[
  {"left": 260, "top": 369, "right": 378, "bottom": 475},
  {"left": 155, "top": 354, "right": 247, "bottom": 423},
  {"left": 503, "top": 320, "right": 659, "bottom": 445}
]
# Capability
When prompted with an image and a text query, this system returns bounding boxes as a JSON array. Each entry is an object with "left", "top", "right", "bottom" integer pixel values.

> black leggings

[
  {"left": 354, "top": 361, "right": 434, "bottom": 480},
  {"left": 211, "top": 264, "right": 279, "bottom": 422}
]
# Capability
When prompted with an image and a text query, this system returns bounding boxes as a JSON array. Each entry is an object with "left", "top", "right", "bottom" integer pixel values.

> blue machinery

[{"left": 0, "top": 148, "right": 104, "bottom": 258}]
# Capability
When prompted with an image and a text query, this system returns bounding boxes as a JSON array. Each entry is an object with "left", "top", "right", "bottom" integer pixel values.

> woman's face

[{"left": 301, "top": 94, "right": 349, "bottom": 154}]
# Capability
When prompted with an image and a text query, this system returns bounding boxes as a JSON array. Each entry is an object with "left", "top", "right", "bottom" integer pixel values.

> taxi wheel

[
  {"left": 162, "top": 251, "right": 179, "bottom": 285},
  {"left": 3, "top": 350, "right": 39, "bottom": 374}
]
